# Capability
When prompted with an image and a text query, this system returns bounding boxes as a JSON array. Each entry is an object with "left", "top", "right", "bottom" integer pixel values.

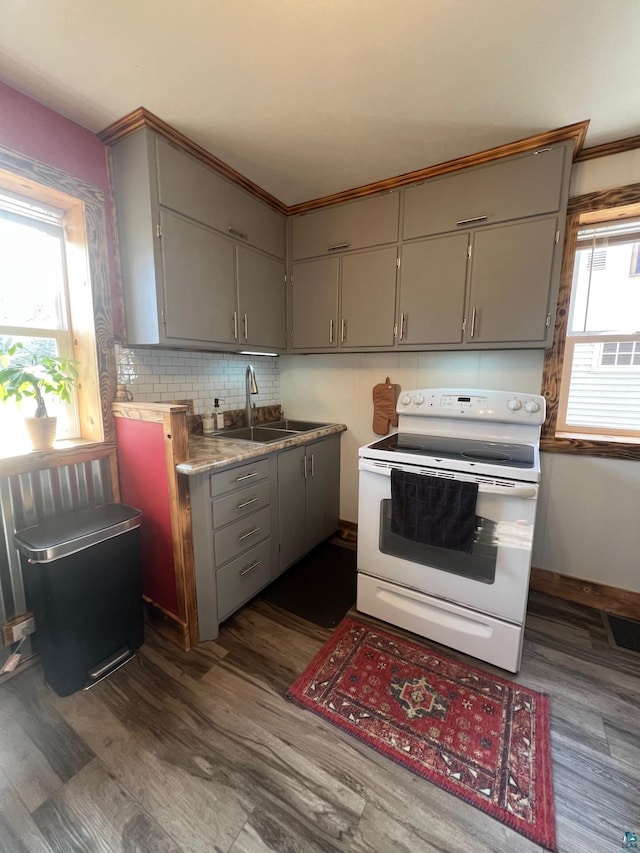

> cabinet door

[
  {"left": 292, "top": 192, "right": 399, "bottom": 261},
  {"left": 305, "top": 436, "right": 340, "bottom": 550},
  {"left": 156, "top": 136, "right": 285, "bottom": 259},
  {"left": 278, "top": 446, "right": 308, "bottom": 570},
  {"left": 159, "top": 209, "right": 236, "bottom": 344},
  {"left": 340, "top": 247, "right": 397, "bottom": 348},
  {"left": 398, "top": 234, "right": 468, "bottom": 345},
  {"left": 466, "top": 216, "right": 559, "bottom": 344},
  {"left": 403, "top": 144, "right": 569, "bottom": 240},
  {"left": 237, "top": 246, "right": 286, "bottom": 351},
  {"left": 291, "top": 257, "right": 339, "bottom": 350}
]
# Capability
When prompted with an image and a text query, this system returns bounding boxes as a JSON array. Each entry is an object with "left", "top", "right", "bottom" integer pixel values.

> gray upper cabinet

[
  {"left": 156, "top": 136, "right": 285, "bottom": 259},
  {"left": 236, "top": 246, "right": 286, "bottom": 351},
  {"left": 292, "top": 192, "right": 399, "bottom": 261},
  {"left": 465, "top": 215, "right": 560, "bottom": 345},
  {"left": 403, "top": 142, "right": 572, "bottom": 241},
  {"left": 290, "top": 257, "right": 339, "bottom": 350},
  {"left": 160, "top": 209, "right": 236, "bottom": 344},
  {"left": 340, "top": 247, "right": 398, "bottom": 348},
  {"left": 397, "top": 233, "right": 469, "bottom": 346},
  {"left": 110, "top": 126, "right": 287, "bottom": 352}
]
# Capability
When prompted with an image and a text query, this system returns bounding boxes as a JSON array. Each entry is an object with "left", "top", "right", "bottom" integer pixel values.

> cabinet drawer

[
  {"left": 403, "top": 144, "right": 569, "bottom": 240},
  {"left": 210, "top": 458, "right": 270, "bottom": 497},
  {"left": 214, "top": 506, "right": 271, "bottom": 566},
  {"left": 212, "top": 480, "right": 271, "bottom": 529},
  {"left": 217, "top": 539, "right": 272, "bottom": 620},
  {"left": 156, "top": 137, "right": 285, "bottom": 259},
  {"left": 292, "top": 192, "right": 399, "bottom": 261}
]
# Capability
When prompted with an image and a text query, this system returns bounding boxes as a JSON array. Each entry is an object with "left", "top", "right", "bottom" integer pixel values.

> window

[
  {"left": 0, "top": 145, "right": 114, "bottom": 457},
  {"left": 0, "top": 191, "right": 79, "bottom": 446}
]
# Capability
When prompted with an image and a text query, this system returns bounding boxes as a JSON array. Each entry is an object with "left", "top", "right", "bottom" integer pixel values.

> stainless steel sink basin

[
  {"left": 213, "top": 426, "right": 299, "bottom": 443},
  {"left": 264, "top": 419, "right": 329, "bottom": 432}
]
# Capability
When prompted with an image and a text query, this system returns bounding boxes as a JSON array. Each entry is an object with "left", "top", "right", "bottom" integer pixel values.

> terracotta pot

[{"left": 24, "top": 416, "right": 58, "bottom": 451}]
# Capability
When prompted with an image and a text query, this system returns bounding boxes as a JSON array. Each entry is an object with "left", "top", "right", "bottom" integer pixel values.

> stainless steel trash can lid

[{"left": 13, "top": 503, "right": 142, "bottom": 563}]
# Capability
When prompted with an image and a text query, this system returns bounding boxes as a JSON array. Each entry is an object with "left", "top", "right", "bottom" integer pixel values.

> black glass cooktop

[{"left": 369, "top": 433, "right": 535, "bottom": 468}]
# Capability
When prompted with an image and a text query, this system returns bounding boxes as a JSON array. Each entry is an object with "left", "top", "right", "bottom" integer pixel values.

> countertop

[{"left": 176, "top": 423, "right": 347, "bottom": 477}]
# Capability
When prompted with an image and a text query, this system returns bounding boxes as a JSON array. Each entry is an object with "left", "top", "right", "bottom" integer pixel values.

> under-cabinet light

[{"left": 238, "top": 350, "right": 279, "bottom": 357}]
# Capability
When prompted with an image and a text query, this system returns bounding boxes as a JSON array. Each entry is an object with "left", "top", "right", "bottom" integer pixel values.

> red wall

[{"left": 0, "top": 81, "right": 123, "bottom": 335}]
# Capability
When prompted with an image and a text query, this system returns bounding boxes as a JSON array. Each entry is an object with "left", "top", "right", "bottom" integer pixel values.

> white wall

[
  {"left": 280, "top": 150, "right": 640, "bottom": 594},
  {"left": 280, "top": 349, "right": 543, "bottom": 525}
]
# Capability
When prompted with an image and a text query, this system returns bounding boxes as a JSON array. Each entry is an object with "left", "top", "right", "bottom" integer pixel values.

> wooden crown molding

[
  {"left": 99, "top": 110, "right": 590, "bottom": 216},
  {"left": 98, "top": 107, "right": 288, "bottom": 215},
  {"left": 288, "top": 120, "right": 590, "bottom": 215},
  {"left": 574, "top": 133, "right": 640, "bottom": 163}
]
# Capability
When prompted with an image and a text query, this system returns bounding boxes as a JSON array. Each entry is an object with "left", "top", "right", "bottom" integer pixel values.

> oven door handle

[{"left": 359, "top": 460, "right": 538, "bottom": 498}]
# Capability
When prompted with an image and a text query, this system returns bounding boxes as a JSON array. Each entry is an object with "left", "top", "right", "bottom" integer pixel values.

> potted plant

[{"left": 0, "top": 342, "right": 78, "bottom": 450}]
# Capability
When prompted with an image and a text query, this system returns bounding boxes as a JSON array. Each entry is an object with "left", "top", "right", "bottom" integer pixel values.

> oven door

[{"left": 357, "top": 458, "right": 538, "bottom": 624}]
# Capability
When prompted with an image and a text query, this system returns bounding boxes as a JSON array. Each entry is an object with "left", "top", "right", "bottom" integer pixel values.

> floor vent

[{"left": 603, "top": 612, "right": 640, "bottom": 655}]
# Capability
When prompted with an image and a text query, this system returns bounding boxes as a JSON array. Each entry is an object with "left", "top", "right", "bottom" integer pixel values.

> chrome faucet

[{"left": 245, "top": 364, "right": 258, "bottom": 428}]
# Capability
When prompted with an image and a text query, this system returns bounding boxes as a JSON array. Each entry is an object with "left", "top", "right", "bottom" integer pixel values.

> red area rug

[{"left": 287, "top": 617, "right": 556, "bottom": 851}]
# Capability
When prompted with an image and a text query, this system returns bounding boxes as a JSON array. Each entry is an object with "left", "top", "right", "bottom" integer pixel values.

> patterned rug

[{"left": 287, "top": 617, "right": 556, "bottom": 851}]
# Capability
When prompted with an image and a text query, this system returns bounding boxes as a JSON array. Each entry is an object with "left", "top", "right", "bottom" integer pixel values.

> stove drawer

[{"left": 357, "top": 573, "right": 524, "bottom": 672}]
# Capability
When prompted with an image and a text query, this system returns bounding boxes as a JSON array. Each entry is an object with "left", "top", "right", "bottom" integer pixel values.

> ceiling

[{"left": 1, "top": 1, "right": 640, "bottom": 206}]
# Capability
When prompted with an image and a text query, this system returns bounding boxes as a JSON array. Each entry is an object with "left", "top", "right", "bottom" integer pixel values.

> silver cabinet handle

[
  {"left": 456, "top": 215, "right": 488, "bottom": 227},
  {"left": 239, "top": 560, "right": 261, "bottom": 577},
  {"left": 328, "top": 242, "right": 350, "bottom": 252},
  {"left": 237, "top": 497, "right": 259, "bottom": 509},
  {"left": 329, "top": 319, "right": 334, "bottom": 344},
  {"left": 238, "top": 526, "right": 260, "bottom": 541},
  {"left": 341, "top": 318, "right": 346, "bottom": 344},
  {"left": 310, "top": 453, "right": 315, "bottom": 477},
  {"left": 302, "top": 455, "right": 307, "bottom": 479},
  {"left": 399, "top": 312, "right": 406, "bottom": 340},
  {"left": 228, "top": 226, "right": 249, "bottom": 240},
  {"left": 470, "top": 307, "right": 477, "bottom": 338},
  {"left": 236, "top": 471, "right": 259, "bottom": 482},
  {"left": 233, "top": 311, "right": 238, "bottom": 341},
  {"left": 243, "top": 313, "right": 248, "bottom": 341}
]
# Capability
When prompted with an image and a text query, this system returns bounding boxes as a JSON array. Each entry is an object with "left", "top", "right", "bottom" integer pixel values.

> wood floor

[{"left": 0, "top": 589, "right": 638, "bottom": 853}]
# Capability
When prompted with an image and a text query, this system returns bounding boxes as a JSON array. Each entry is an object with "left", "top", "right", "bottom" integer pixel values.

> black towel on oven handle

[{"left": 390, "top": 469, "right": 479, "bottom": 553}]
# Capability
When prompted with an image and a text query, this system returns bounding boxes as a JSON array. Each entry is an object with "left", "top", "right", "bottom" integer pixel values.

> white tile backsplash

[{"left": 115, "top": 346, "right": 280, "bottom": 415}]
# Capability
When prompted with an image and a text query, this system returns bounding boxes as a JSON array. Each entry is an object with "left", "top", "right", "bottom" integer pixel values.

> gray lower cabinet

[
  {"left": 290, "top": 247, "right": 397, "bottom": 351},
  {"left": 278, "top": 435, "right": 340, "bottom": 571},
  {"left": 190, "top": 435, "right": 341, "bottom": 641}
]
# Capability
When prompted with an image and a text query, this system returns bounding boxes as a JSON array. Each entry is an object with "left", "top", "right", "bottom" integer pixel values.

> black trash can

[{"left": 14, "top": 503, "right": 144, "bottom": 696}]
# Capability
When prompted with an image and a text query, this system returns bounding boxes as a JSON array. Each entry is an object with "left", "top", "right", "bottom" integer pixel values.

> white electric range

[{"left": 356, "top": 388, "right": 546, "bottom": 672}]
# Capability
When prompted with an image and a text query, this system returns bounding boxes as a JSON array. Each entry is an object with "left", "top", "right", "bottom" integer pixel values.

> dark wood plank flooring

[{"left": 0, "top": 590, "right": 638, "bottom": 852}]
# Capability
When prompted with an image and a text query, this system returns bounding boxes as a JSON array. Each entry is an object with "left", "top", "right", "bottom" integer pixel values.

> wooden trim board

[
  {"left": 574, "top": 133, "right": 640, "bottom": 163},
  {"left": 99, "top": 109, "right": 589, "bottom": 215},
  {"left": 143, "top": 597, "right": 191, "bottom": 652},
  {"left": 529, "top": 568, "right": 640, "bottom": 620}
]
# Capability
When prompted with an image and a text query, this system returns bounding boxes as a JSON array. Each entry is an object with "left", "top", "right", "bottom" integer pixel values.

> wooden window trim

[
  {"left": 541, "top": 183, "right": 640, "bottom": 460},
  {"left": 0, "top": 145, "right": 116, "bottom": 460}
]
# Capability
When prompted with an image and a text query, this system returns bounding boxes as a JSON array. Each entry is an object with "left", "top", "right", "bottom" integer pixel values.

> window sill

[
  {"left": 541, "top": 433, "right": 640, "bottom": 460},
  {"left": 0, "top": 439, "right": 116, "bottom": 477}
]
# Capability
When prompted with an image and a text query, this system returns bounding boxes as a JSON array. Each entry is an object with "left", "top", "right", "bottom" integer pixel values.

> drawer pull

[
  {"left": 236, "top": 471, "right": 260, "bottom": 482},
  {"left": 239, "top": 560, "right": 261, "bottom": 577},
  {"left": 238, "top": 526, "right": 260, "bottom": 541},
  {"left": 237, "top": 497, "right": 259, "bottom": 509},
  {"left": 328, "top": 242, "right": 350, "bottom": 252},
  {"left": 455, "top": 215, "right": 488, "bottom": 226},
  {"left": 228, "top": 226, "right": 249, "bottom": 240}
]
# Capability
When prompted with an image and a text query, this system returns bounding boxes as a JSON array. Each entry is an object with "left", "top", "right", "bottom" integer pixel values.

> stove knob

[
  {"left": 414, "top": 394, "right": 425, "bottom": 406},
  {"left": 507, "top": 398, "right": 522, "bottom": 412},
  {"left": 400, "top": 394, "right": 412, "bottom": 406},
  {"left": 524, "top": 400, "right": 541, "bottom": 414}
]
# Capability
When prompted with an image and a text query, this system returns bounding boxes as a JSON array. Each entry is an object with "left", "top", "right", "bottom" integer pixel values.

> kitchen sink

[
  {"left": 264, "top": 419, "right": 329, "bottom": 432},
  {"left": 212, "top": 426, "right": 300, "bottom": 443}
]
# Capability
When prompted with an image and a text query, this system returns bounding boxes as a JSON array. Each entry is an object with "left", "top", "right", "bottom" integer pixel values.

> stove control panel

[{"left": 396, "top": 388, "right": 546, "bottom": 424}]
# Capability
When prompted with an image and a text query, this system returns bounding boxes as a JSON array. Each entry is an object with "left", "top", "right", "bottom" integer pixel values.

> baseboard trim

[
  {"left": 143, "top": 598, "right": 191, "bottom": 651},
  {"left": 336, "top": 520, "right": 358, "bottom": 547},
  {"left": 529, "top": 568, "right": 640, "bottom": 620}
]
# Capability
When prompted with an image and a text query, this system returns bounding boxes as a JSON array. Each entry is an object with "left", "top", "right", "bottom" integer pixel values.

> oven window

[{"left": 379, "top": 500, "right": 497, "bottom": 584}]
